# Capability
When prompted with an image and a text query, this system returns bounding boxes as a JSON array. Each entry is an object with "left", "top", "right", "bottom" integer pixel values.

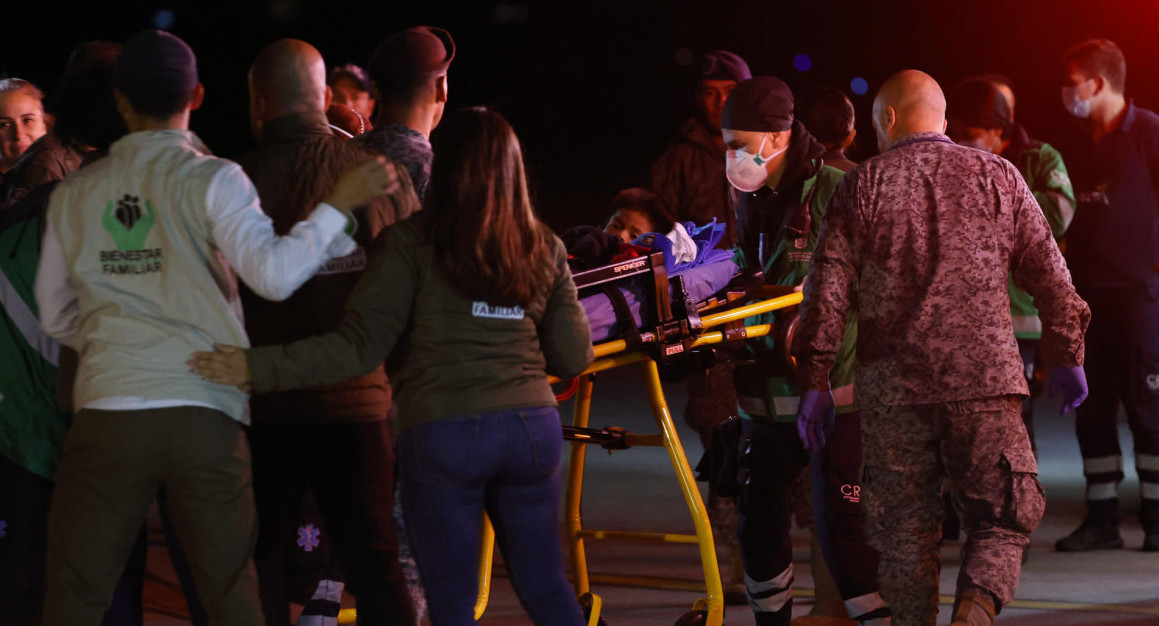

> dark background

[{"left": 5, "top": 0, "right": 1158, "bottom": 231}]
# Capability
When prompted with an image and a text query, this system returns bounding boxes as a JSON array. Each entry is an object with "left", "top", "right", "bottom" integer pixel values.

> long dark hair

[{"left": 425, "top": 107, "right": 554, "bottom": 308}]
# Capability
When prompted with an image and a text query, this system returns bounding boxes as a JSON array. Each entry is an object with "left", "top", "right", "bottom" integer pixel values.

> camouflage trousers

[
  {"left": 684, "top": 362, "right": 741, "bottom": 584},
  {"left": 861, "top": 396, "right": 1045, "bottom": 626}
]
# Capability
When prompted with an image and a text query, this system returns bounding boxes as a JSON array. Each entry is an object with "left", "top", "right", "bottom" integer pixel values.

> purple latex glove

[
  {"left": 1049, "top": 365, "right": 1088, "bottom": 416},
  {"left": 797, "top": 389, "right": 836, "bottom": 451}
]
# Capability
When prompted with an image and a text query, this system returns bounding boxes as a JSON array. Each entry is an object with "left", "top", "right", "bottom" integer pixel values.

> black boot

[
  {"left": 1055, "top": 499, "right": 1124, "bottom": 552},
  {"left": 1142, "top": 499, "right": 1159, "bottom": 552}
]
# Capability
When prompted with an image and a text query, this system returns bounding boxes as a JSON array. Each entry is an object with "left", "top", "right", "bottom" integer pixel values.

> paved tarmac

[{"left": 142, "top": 363, "right": 1159, "bottom": 625}]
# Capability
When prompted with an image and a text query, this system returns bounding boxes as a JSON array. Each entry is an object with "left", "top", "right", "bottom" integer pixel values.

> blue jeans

[{"left": 398, "top": 406, "right": 584, "bottom": 626}]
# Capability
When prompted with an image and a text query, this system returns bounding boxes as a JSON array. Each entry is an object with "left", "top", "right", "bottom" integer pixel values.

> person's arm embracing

[
  {"left": 191, "top": 223, "right": 417, "bottom": 391},
  {"left": 208, "top": 157, "right": 395, "bottom": 301}
]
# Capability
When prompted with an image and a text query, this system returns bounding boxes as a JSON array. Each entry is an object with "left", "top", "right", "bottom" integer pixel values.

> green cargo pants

[{"left": 43, "top": 406, "right": 263, "bottom": 626}]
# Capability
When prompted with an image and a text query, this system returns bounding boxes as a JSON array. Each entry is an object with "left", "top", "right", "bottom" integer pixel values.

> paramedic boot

[
  {"left": 950, "top": 589, "right": 995, "bottom": 626},
  {"left": 1055, "top": 499, "right": 1124, "bottom": 551},
  {"left": 1142, "top": 499, "right": 1159, "bottom": 552}
]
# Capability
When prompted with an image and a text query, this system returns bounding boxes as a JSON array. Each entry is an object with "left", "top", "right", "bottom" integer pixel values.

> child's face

[{"left": 604, "top": 208, "right": 654, "bottom": 244}]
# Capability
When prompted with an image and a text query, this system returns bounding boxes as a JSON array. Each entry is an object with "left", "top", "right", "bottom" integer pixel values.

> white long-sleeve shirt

[{"left": 34, "top": 129, "right": 355, "bottom": 420}]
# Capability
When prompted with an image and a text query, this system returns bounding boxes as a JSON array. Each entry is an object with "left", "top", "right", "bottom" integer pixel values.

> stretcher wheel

[
  {"left": 673, "top": 609, "right": 707, "bottom": 626},
  {"left": 578, "top": 592, "right": 608, "bottom": 626}
]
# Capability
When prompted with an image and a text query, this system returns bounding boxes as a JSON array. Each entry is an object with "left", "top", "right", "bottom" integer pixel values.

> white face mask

[
  {"left": 1062, "top": 79, "right": 1094, "bottom": 119},
  {"left": 726, "top": 134, "right": 787, "bottom": 193}
]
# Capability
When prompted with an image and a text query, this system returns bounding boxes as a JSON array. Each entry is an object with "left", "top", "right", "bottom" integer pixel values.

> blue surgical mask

[{"left": 1062, "top": 80, "right": 1094, "bottom": 119}]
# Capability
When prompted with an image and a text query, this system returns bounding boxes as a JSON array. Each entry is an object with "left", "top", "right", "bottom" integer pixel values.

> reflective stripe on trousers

[{"left": 745, "top": 564, "right": 793, "bottom": 612}]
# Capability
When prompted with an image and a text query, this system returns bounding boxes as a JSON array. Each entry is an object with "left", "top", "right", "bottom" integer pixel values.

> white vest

[{"left": 47, "top": 130, "right": 250, "bottom": 421}]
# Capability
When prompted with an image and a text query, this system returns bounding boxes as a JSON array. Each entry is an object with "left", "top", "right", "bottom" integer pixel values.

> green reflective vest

[
  {"left": 1004, "top": 138, "right": 1075, "bottom": 339},
  {"left": 0, "top": 211, "right": 68, "bottom": 480},
  {"left": 733, "top": 163, "right": 856, "bottom": 423}
]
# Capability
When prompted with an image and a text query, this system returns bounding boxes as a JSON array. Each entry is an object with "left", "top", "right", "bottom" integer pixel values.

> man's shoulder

[
  {"left": 1129, "top": 105, "right": 1159, "bottom": 133},
  {"left": 380, "top": 213, "right": 429, "bottom": 255},
  {"left": 816, "top": 163, "right": 847, "bottom": 186},
  {"left": 1010, "top": 138, "right": 1066, "bottom": 174},
  {"left": 241, "top": 133, "right": 374, "bottom": 170}
]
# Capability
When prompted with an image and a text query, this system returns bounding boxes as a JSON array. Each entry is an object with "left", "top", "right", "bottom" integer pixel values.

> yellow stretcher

[
  {"left": 470, "top": 288, "right": 804, "bottom": 626},
  {"left": 336, "top": 250, "right": 802, "bottom": 626}
]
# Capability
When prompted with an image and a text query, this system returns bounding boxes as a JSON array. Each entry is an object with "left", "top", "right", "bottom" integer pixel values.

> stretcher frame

[{"left": 468, "top": 249, "right": 803, "bottom": 626}]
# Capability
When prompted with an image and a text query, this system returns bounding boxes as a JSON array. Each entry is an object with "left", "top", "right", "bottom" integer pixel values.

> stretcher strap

[
  {"left": 554, "top": 378, "right": 580, "bottom": 402},
  {"left": 602, "top": 284, "right": 643, "bottom": 349}
]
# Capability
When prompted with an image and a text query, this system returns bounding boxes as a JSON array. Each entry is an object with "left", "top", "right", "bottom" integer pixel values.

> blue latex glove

[
  {"left": 797, "top": 389, "right": 836, "bottom": 451},
  {"left": 1049, "top": 365, "right": 1088, "bottom": 416}
]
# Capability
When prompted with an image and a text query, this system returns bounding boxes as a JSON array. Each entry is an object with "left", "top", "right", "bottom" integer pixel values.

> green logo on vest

[
  {"left": 102, "top": 195, "right": 155, "bottom": 251},
  {"left": 98, "top": 195, "right": 164, "bottom": 276}
]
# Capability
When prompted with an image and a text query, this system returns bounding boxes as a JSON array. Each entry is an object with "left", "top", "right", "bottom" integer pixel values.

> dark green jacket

[
  {"left": 249, "top": 215, "right": 594, "bottom": 434},
  {"left": 0, "top": 206, "right": 68, "bottom": 479},
  {"left": 1003, "top": 125, "right": 1075, "bottom": 339},
  {"left": 731, "top": 125, "right": 855, "bottom": 423}
]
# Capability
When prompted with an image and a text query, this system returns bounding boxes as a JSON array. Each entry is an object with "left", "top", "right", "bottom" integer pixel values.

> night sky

[{"left": 6, "top": 0, "right": 1159, "bottom": 231}]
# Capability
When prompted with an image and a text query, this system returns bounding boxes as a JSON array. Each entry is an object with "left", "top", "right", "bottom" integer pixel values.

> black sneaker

[
  {"left": 1055, "top": 523, "right": 1124, "bottom": 551},
  {"left": 1144, "top": 532, "right": 1159, "bottom": 552}
]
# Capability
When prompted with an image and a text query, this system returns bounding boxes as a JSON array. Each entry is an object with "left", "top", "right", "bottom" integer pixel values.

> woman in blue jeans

[{"left": 190, "top": 107, "right": 594, "bottom": 625}]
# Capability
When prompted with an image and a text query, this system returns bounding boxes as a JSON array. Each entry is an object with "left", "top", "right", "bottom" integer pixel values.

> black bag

[{"left": 693, "top": 415, "right": 742, "bottom": 498}]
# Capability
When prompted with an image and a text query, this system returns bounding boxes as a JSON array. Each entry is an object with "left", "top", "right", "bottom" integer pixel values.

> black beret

[
  {"left": 722, "top": 76, "right": 794, "bottom": 132},
  {"left": 701, "top": 50, "right": 751, "bottom": 83}
]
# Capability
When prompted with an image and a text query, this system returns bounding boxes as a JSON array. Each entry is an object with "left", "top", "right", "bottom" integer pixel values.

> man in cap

[
  {"left": 792, "top": 69, "right": 1089, "bottom": 626},
  {"left": 34, "top": 29, "right": 395, "bottom": 624},
  {"left": 239, "top": 37, "right": 419, "bottom": 625},
  {"left": 724, "top": 76, "right": 889, "bottom": 625},
  {"left": 354, "top": 25, "right": 454, "bottom": 201},
  {"left": 650, "top": 50, "right": 751, "bottom": 602},
  {"left": 946, "top": 77, "right": 1076, "bottom": 457},
  {"left": 1056, "top": 38, "right": 1159, "bottom": 553}
]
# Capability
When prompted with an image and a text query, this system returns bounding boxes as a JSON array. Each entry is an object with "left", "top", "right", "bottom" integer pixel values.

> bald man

[
  {"left": 792, "top": 70, "right": 1090, "bottom": 626},
  {"left": 237, "top": 38, "right": 418, "bottom": 626}
]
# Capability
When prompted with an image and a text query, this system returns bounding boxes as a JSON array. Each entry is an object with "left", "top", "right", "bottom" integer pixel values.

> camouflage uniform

[
  {"left": 794, "top": 132, "right": 1089, "bottom": 624},
  {"left": 861, "top": 397, "right": 1041, "bottom": 624},
  {"left": 353, "top": 122, "right": 433, "bottom": 201},
  {"left": 651, "top": 116, "right": 734, "bottom": 248}
]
